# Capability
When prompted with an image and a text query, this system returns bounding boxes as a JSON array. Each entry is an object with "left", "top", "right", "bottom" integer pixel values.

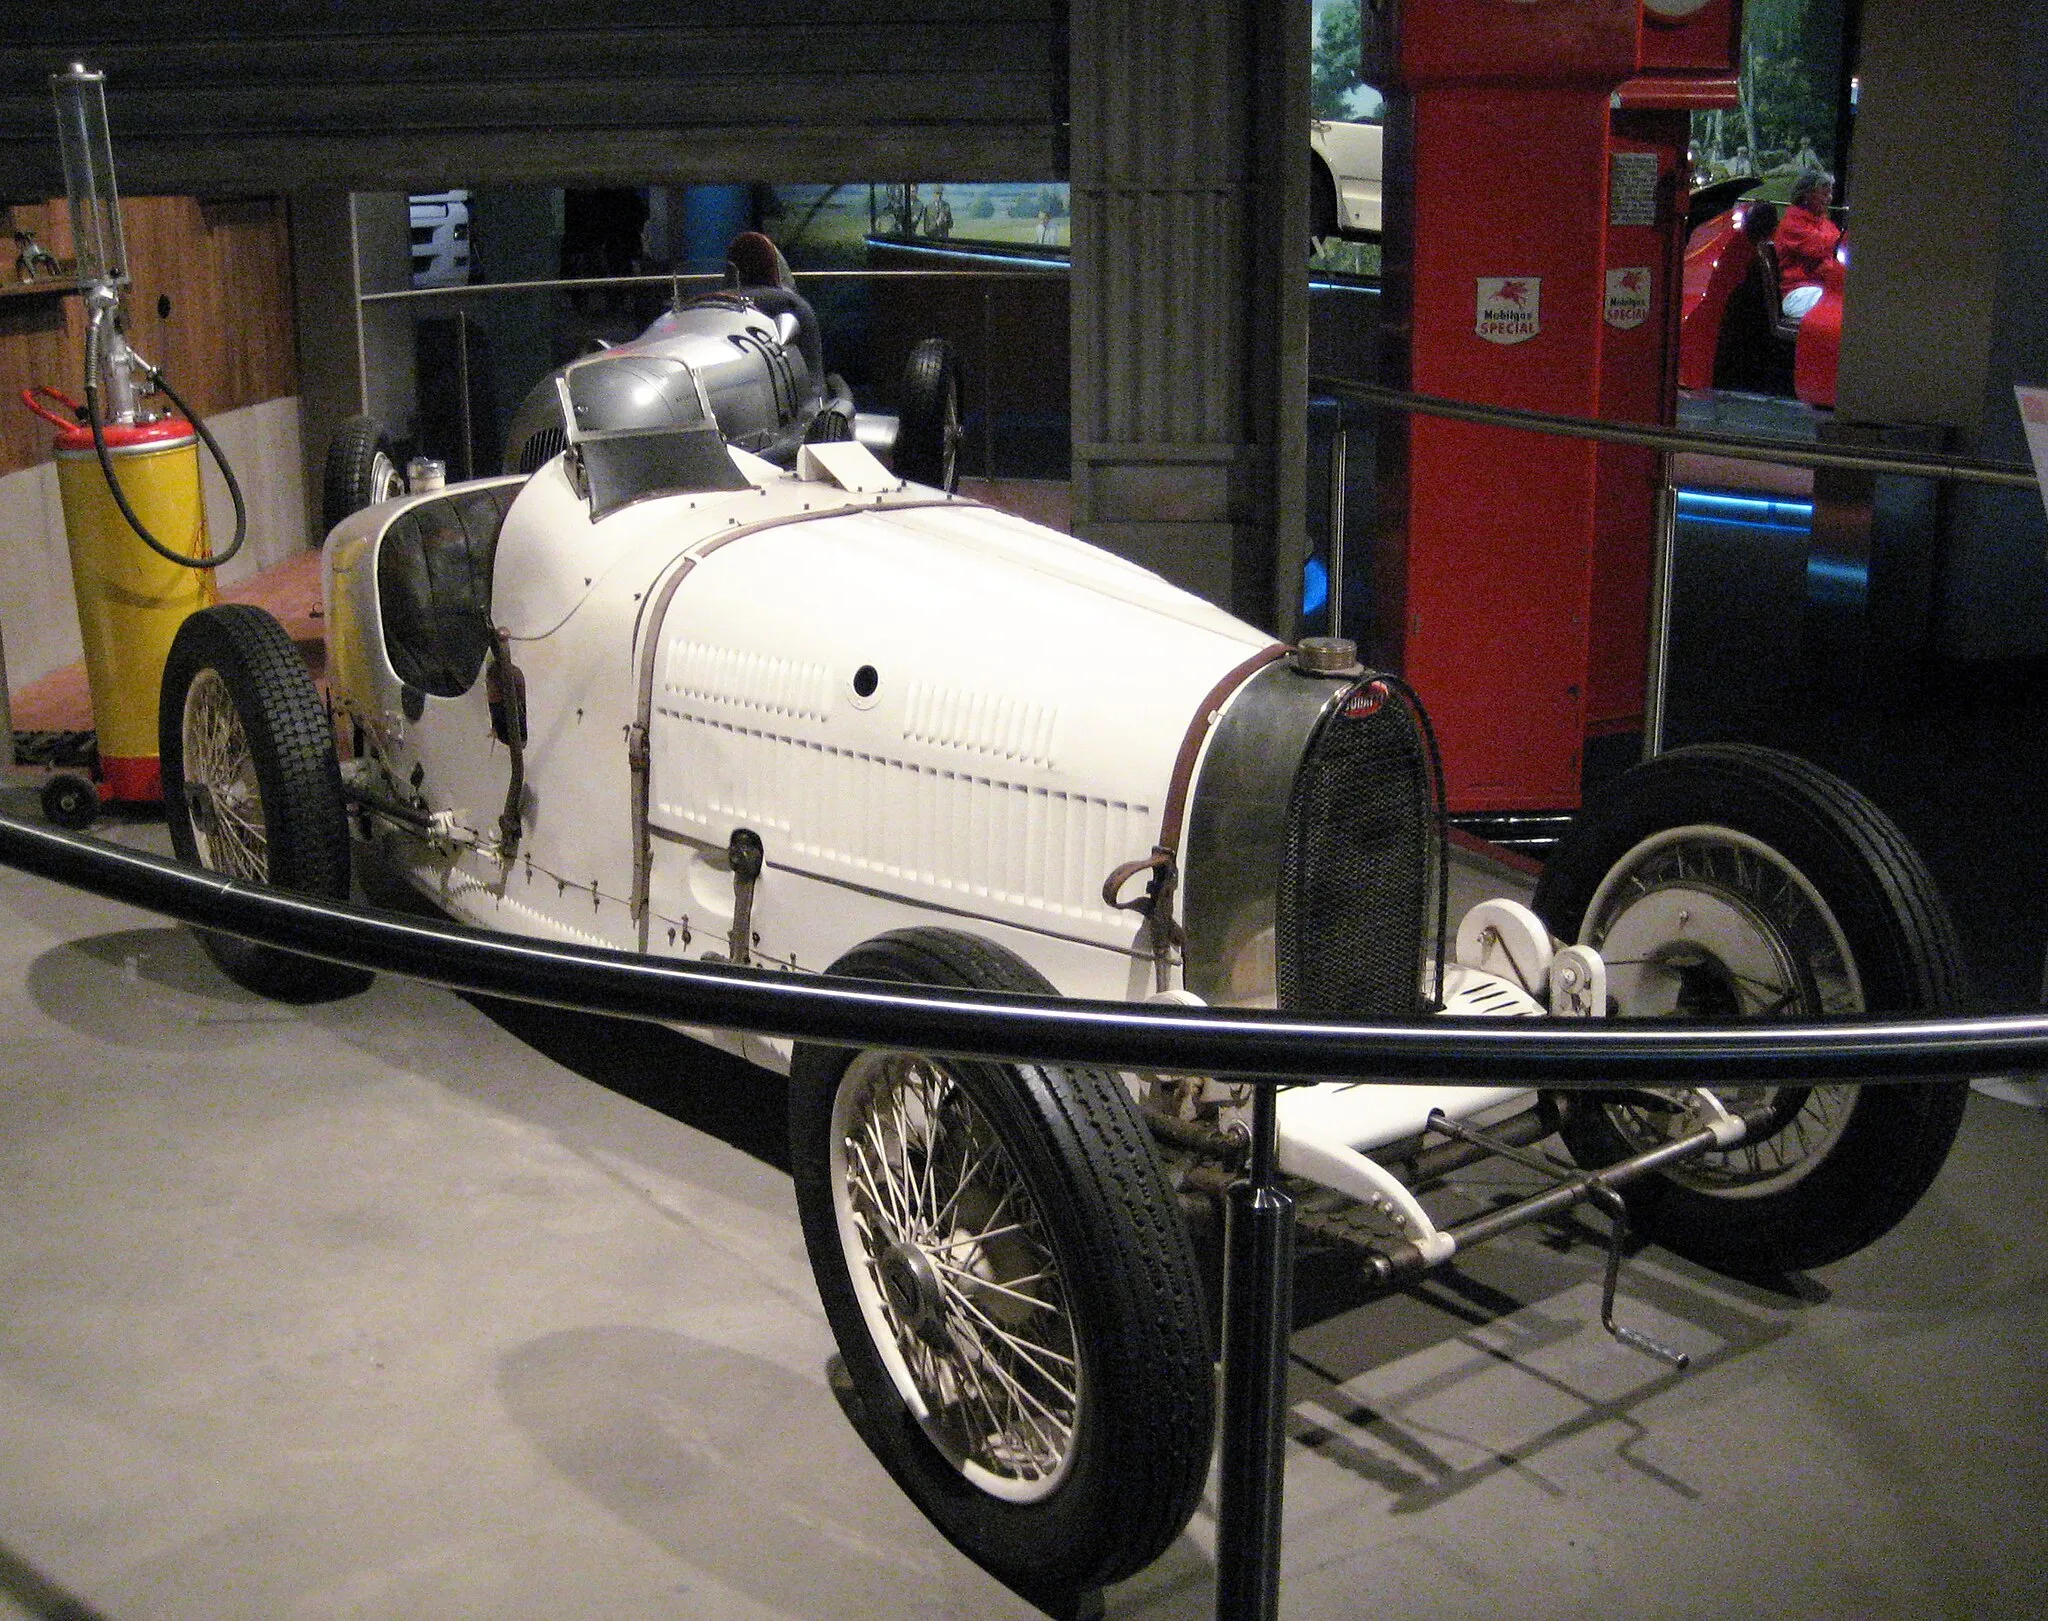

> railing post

[
  {"left": 1642, "top": 448, "right": 1675, "bottom": 760},
  {"left": 1327, "top": 424, "right": 1348, "bottom": 641},
  {"left": 1215, "top": 1081, "right": 1293, "bottom": 1620}
]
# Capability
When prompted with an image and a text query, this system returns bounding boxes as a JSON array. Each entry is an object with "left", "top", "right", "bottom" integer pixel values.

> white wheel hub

[{"left": 1581, "top": 824, "right": 1864, "bottom": 1195}]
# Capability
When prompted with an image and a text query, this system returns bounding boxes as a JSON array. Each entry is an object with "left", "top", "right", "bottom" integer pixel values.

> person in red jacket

[{"left": 1772, "top": 170, "right": 1842, "bottom": 321}]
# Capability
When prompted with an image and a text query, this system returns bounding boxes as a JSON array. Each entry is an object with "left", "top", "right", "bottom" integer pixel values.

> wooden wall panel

[
  {"left": 0, "top": 195, "right": 294, "bottom": 479},
  {"left": 0, "top": 4, "right": 1066, "bottom": 193},
  {"left": 0, "top": 201, "right": 80, "bottom": 480}
]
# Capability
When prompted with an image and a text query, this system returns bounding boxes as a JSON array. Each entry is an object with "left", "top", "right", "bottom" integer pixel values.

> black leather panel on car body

[{"left": 376, "top": 480, "right": 522, "bottom": 697}]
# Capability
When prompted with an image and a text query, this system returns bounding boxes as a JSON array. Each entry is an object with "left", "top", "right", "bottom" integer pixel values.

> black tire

[
  {"left": 894, "top": 338, "right": 962, "bottom": 492},
  {"left": 40, "top": 771, "right": 98, "bottom": 830},
  {"left": 1534, "top": 743, "right": 1968, "bottom": 1275},
  {"left": 159, "top": 605, "right": 373, "bottom": 1003},
  {"left": 803, "top": 403, "right": 853, "bottom": 444},
  {"left": 322, "top": 414, "right": 404, "bottom": 537},
  {"left": 789, "top": 928, "right": 1212, "bottom": 1596},
  {"left": 1311, "top": 154, "right": 1339, "bottom": 245}
]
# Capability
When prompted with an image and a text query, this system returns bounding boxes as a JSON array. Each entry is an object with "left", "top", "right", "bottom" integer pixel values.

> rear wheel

[
  {"left": 322, "top": 414, "right": 404, "bottom": 536},
  {"left": 1535, "top": 744, "right": 1968, "bottom": 1275},
  {"left": 789, "top": 928, "right": 1212, "bottom": 1596},
  {"left": 160, "top": 605, "right": 373, "bottom": 1003},
  {"left": 894, "top": 338, "right": 962, "bottom": 492}
]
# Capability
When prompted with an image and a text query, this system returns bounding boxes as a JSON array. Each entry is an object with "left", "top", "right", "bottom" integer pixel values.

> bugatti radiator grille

[{"left": 1276, "top": 680, "right": 1438, "bottom": 1017}]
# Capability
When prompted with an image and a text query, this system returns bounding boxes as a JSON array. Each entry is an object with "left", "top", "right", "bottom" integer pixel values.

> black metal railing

[
  {"left": 1312, "top": 376, "right": 2041, "bottom": 491},
  {"left": 6, "top": 815, "right": 2047, "bottom": 1082}
]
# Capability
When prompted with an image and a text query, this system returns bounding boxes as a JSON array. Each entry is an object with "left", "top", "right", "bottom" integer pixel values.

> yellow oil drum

[{"left": 50, "top": 415, "right": 217, "bottom": 804}]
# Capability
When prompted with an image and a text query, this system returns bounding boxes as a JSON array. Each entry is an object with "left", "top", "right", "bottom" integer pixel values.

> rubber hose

[{"left": 83, "top": 302, "right": 247, "bottom": 570}]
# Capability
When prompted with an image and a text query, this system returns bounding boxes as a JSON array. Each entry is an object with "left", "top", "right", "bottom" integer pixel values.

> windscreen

[
  {"left": 556, "top": 350, "right": 750, "bottom": 518},
  {"left": 559, "top": 353, "right": 712, "bottom": 441}
]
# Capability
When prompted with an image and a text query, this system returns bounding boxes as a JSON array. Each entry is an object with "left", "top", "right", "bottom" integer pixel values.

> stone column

[
  {"left": 1069, "top": 0, "right": 1309, "bottom": 630},
  {"left": 1834, "top": 0, "right": 2047, "bottom": 660}
]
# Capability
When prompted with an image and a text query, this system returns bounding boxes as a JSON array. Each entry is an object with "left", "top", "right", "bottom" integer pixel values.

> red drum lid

[{"left": 52, "top": 416, "right": 196, "bottom": 454}]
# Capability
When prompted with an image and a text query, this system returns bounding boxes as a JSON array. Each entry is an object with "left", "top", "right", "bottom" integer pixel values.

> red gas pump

[{"left": 1372, "top": 0, "right": 1741, "bottom": 813}]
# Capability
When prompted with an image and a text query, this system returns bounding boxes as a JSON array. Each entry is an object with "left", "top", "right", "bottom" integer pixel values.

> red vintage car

[{"left": 1679, "top": 183, "right": 1846, "bottom": 408}]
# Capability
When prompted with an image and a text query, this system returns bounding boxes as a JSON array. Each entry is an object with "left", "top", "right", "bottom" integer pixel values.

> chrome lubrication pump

[{"left": 16, "top": 64, "right": 247, "bottom": 826}]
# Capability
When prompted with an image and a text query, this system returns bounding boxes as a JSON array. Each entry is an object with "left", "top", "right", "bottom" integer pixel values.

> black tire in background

[
  {"left": 1311, "top": 154, "right": 1339, "bottom": 243},
  {"left": 1534, "top": 743, "right": 1969, "bottom": 1275},
  {"left": 322, "top": 414, "right": 405, "bottom": 536},
  {"left": 159, "top": 605, "right": 373, "bottom": 1003},
  {"left": 894, "top": 338, "right": 962, "bottom": 492},
  {"left": 789, "top": 927, "right": 1212, "bottom": 1598}
]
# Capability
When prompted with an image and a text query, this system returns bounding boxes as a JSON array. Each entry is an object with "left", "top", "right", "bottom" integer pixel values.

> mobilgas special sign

[
  {"left": 1604, "top": 266, "right": 1652, "bottom": 330},
  {"left": 1475, "top": 277, "right": 1541, "bottom": 345}
]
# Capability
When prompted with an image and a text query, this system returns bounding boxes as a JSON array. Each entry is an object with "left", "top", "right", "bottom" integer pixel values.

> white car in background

[{"left": 1312, "top": 118, "right": 1384, "bottom": 240}]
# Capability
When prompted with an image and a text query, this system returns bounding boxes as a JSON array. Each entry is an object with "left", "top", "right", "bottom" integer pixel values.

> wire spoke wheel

[
  {"left": 160, "top": 606, "right": 372, "bottom": 1004},
  {"left": 790, "top": 927, "right": 1212, "bottom": 1598},
  {"left": 1535, "top": 744, "right": 1969, "bottom": 1274},
  {"left": 1584, "top": 825, "right": 1857, "bottom": 1198},
  {"left": 181, "top": 667, "right": 270, "bottom": 883},
  {"left": 833, "top": 1050, "right": 1079, "bottom": 1499}
]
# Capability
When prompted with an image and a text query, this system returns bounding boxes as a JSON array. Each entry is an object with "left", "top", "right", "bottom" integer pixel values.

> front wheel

[
  {"left": 894, "top": 338, "right": 962, "bottom": 492},
  {"left": 1534, "top": 744, "right": 1968, "bottom": 1275},
  {"left": 160, "top": 605, "right": 374, "bottom": 1003},
  {"left": 789, "top": 928, "right": 1212, "bottom": 1597}
]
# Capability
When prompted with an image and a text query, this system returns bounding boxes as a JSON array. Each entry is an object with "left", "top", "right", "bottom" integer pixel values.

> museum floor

[{"left": 0, "top": 806, "right": 2043, "bottom": 1621}]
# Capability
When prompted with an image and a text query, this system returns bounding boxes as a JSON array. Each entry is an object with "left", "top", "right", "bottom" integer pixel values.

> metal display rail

[
  {"left": 1312, "top": 376, "right": 2042, "bottom": 490},
  {"left": 1308, "top": 375, "right": 2040, "bottom": 762},
  {"left": 5, "top": 811, "right": 2048, "bottom": 1619}
]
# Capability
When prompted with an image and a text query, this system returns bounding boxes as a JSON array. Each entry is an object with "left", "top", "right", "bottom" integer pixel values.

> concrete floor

[{"left": 1, "top": 813, "right": 2045, "bottom": 1620}]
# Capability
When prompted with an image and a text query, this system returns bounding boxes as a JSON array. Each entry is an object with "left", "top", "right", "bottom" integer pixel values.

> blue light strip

[
  {"left": 1676, "top": 489, "right": 1815, "bottom": 526},
  {"left": 1677, "top": 510, "right": 1814, "bottom": 535}
]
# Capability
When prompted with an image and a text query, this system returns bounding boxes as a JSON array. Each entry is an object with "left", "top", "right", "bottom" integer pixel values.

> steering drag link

[{"left": 1319, "top": 1101, "right": 1777, "bottom": 1365}]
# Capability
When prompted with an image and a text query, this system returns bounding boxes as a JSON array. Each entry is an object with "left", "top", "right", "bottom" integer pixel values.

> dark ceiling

[{"left": 0, "top": 1, "right": 1067, "bottom": 198}]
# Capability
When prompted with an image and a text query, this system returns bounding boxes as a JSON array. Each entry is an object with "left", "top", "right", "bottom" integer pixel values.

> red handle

[{"left": 20, "top": 384, "right": 84, "bottom": 430}]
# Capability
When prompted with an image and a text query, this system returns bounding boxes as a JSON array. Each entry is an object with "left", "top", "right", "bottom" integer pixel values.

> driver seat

[
  {"left": 376, "top": 481, "right": 523, "bottom": 697},
  {"left": 1754, "top": 240, "right": 1808, "bottom": 345},
  {"left": 720, "top": 230, "right": 825, "bottom": 384}
]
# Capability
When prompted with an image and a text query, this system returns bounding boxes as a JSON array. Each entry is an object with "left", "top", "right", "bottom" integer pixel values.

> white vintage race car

[{"left": 154, "top": 302, "right": 1968, "bottom": 1599}]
